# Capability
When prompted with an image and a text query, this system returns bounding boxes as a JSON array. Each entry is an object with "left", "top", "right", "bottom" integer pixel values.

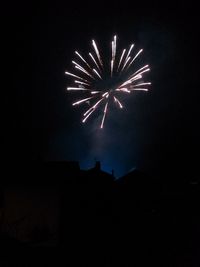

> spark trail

[{"left": 65, "top": 35, "right": 151, "bottom": 128}]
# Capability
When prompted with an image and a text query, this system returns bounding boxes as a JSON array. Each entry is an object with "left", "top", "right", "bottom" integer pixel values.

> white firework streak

[
  {"left": 118, "top": 74, "right": 142, "bottom": 88},
  {"left": 83, "top": 97, "right": 106, "bottom": 118},
  {"left": 133, "top": 82, "right": 151, "bottom": 87},
  {"left": 111, "top": 41, "right": 114, "bottom": 74},
  {"left": 75, "top": 51, "right": 92, "bottom": 69},
  {"left": 67, "top": 87, "right": 90, "bottom": 91},
  {"left": 126, "top": 49, "right": 143, "bottom": 70},
  {"left": 129, "top": 65, "right": 149, "bottom": 78},
  {"left": 89, "top": 52, "right": 101, "bottom": 71},
  {"left": 110, "top": 36, "right": 116, "bottom": 76},
  {"left": 115, "top": 87, "right": 131, "bottom": 93},
  {"left": 82, "top": 109, "right": 95, "bottom": 123},
  {"left": 72, "top": 96, "right": 94, "bottom": 106},
  {"left": 114, "top": 96, "right": 123, "bottom": 108},
  {"left": 102, "top": 92, "right": 109, "bottom": 97},
  {"left": 74, "top": 80, "right": 90, "bottom": 86},
  {"left": 117, "top": 49, "right": 126, "bottom": 71},
  {"left": 92, "top": 40, "right": 103, "bottom": 68},
  {"left": 112, "top": 35, "right": 117, "bottom": 69},
  {"left": 121, "top": 66, "right": 150, "bottom": 86},
  {"left": 130, "top": 68, "right": 150, "bottom": 80},
  {"left": 130, "top": 88, "right": 148, "bottom": 91},
  {"left": 121, "top": 56, "right": 131, "bottom": 72},
  {"left": 100, "top": 101, "right": 108, "bottom": 129},
  {"left": 75, "top": 66, "right": 95, "bottom": 79},
  {"left": 72, "top": 61, "right": 94, "bottom": 78},
  {"left": 114, "top": 35, "right": 117, "bottom": 59},
  {"left": 111, "top": 59, "right": 114, "bottom": 77},
  {"left": 66, "top": 35, "right": 151, "bottom": 128},
  {"left": 65, "top": 71, "right": 90, "bottom": 83},
  {"left": 93, "top": 68, "right": 102, "bottom": 79},
  {"left": 91, "top": 91, "right": 101, "bottom": 94},
  {"left": 124, "top": 44, "right": 134, "bottom": 63},
  {"left": 112, "top": 41, "right": 114, "bottom": 59}
]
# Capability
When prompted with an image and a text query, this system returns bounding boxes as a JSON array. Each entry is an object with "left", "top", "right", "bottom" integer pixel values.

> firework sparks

[
  {"left": 89, "top": 52, "right": 101, "bottom": 71},
  {"left": 126, "top": 49, "right": 143, "bottom": 70},
  {"left": 75, "top": 51, "right": 92, "bottom": 69},
  {"left": 101, "top": 101, "right": 109, "bottom": 129},
  {"left": 72, "top": 96, "right": 94, "bottom": 106},
  {"left": 74, "top": 80, "right": 90, "bottom": 86},
  {"left": 114, "top": 96, "right": 123, "bottom": 108},
  {"left": 67, "top": 87, "right": 90, "bottom": 91},
  {"left": 93, "top": 68, "right": 102, "bottom": 79},
  {"left": 65, "top": 35, "right": 151, "bottom": 128},
  {"left": 117, "top": 48, "right": 126, "bottom": 71},
  {"left": 92, "top": 40, "right": 103, "bottom": 68}
]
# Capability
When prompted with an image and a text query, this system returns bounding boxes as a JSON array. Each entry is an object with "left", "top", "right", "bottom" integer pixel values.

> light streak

[
  {"left": 100, "top": 101, "right": 108, "bottom": 129},
  {"left": 66, "top": 35, "right": 151, "bottom": 128}
]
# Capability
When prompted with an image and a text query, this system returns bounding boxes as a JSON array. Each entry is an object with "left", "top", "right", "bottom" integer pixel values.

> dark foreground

[{"left": 1, "top": 162, "right": 199, "bottom": 266}]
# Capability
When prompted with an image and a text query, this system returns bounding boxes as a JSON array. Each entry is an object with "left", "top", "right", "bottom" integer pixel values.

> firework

[{"left": 65, "top": 35, "right": 151, "bottom": 128}]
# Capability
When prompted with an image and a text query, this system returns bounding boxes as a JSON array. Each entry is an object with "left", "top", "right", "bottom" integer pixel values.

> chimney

[
  {"left": 112, "top": 169, "right": 114, "bottom": 177},
  {"left": 94, "top": 161, "right": 101, "bottom": 171}
]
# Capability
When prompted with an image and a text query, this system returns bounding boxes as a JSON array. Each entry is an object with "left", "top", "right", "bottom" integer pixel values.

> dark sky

[{"left": 7, "top": 1, "right": 199, "bottom": 177}]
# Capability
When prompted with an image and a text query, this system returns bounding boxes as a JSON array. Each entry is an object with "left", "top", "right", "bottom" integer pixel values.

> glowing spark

[
  {"left": 93, "top": 68, "right": 102, "bottom": 79},
  {"left": 133, "top": 82, "right": 151, "bottom": 87},
  {"left": 121, "top": 56, "right": 131, "bottom": 71},
  {"left": 92, "top": 40, "right": 103, "bottom": 67},
  {"left": 125, "top": 65, "right": 149, "bottom": 83},
  {"left": 67, "top": 87, "right": 89, "bottom": 91},
  {"left": 113, "top": 35, "right": 117, "bottom": 65},
  {"left": 119, "top": 74, "right": 142, "bottom": 88},
  {"left": 91, "top": 91, "right": 101, "bottom": 94},
  {"left": 72, "top": 61, "right": 93, "bottom": 78},
  {"left": 75, "top": 51, "right": 92, "bottom": 69},
  {"left": 131, "top": 68, "right": 150, "bottom": 79},
  {"left": 83, "top": 97, "right": 105, "bottom": 117},
  {"left": 83, "top": 107, "right": 94, "bottom": 117},
  {"left": 93, "top": 97, "right": 105, "bottom": 108},
  {"left": 116, "top": 87, "right": 131, "bottom": 93},
  {"left": 89, "top": 52, "right": 101, "bottom": 71},
  {"left": 75, "top": 66, "right": 94, "bottom": 79},
  {"left": 65, "top": 71, "right": 89, "bottom": 82},
  {"left": 117, "top": 49, "right": 126, "bottom": 71},
  {"left": 82, "top": 109, "right": 95, "bottom": 123},
  {"left": 66, "top": 35, "right": 151, "bottom": 128},
  {"left": 100, "top": 101, "right": 108, "bottom": 129},
  {"left": 130, "top": 74, "right": 142, "bottom": 82},
  {"left": 114, "top": 96, "right": 123, "bottom": 108},
  {"left": 72, "top": 96, "right": 94, "bottom": 106},
  {"left": 124, "top": 44, "right": 134, "bottom": 63},
  {"left": 130, "top": 65, "right": 149, "bottom": 78},
  {"left": 118, "top": 80, "right": 131, "bottom": 87},
  {"left": 102, "top": 92, "right": 109, "bottom": 97},
  {"left": 111, "top": 59, "right": 114, "bottom": 77},
  {"left": 112, "top": 41, "right": 114, "bottom": 59},
  {"left": 74, "top": 80, "right": 90, "bottom": 86},
  {"left": 126, "top": 49, "right": 143, "bottom": 69},
  {"left": 131, "top": 88, "right": 148, "bottom": 91}
]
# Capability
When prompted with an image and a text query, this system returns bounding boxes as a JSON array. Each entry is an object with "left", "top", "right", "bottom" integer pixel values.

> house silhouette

[{"left": 0, "top": 160, "right": 199, "bottom": 266}]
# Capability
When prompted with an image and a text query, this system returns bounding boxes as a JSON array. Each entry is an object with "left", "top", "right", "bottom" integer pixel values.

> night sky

[{"left": 7, "top": 1, "right": 199, "bottom": 177}]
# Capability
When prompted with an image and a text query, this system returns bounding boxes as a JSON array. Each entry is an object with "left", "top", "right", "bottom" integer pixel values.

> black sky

[{"left": 6, "top": 1, "right": 199, "bottom": 177}]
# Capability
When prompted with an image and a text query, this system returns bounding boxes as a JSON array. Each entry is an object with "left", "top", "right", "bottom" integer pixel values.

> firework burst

[{"left": 65, "top": 35, "right": 151, "bottom": 128}]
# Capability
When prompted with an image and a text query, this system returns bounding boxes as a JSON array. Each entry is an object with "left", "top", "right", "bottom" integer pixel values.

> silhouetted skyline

[{"left": 1, "top": 160, "right": 199, "bottom": 266}]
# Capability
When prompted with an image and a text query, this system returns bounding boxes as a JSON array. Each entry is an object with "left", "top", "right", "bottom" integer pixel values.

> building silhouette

[{"left": 0, "top": 161, "right": 199, "bottom": 266}]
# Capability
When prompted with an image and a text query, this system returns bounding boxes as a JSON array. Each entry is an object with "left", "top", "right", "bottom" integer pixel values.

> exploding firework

[{"left": 65, "top": 35, "right": 151, "bottom": 128}]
